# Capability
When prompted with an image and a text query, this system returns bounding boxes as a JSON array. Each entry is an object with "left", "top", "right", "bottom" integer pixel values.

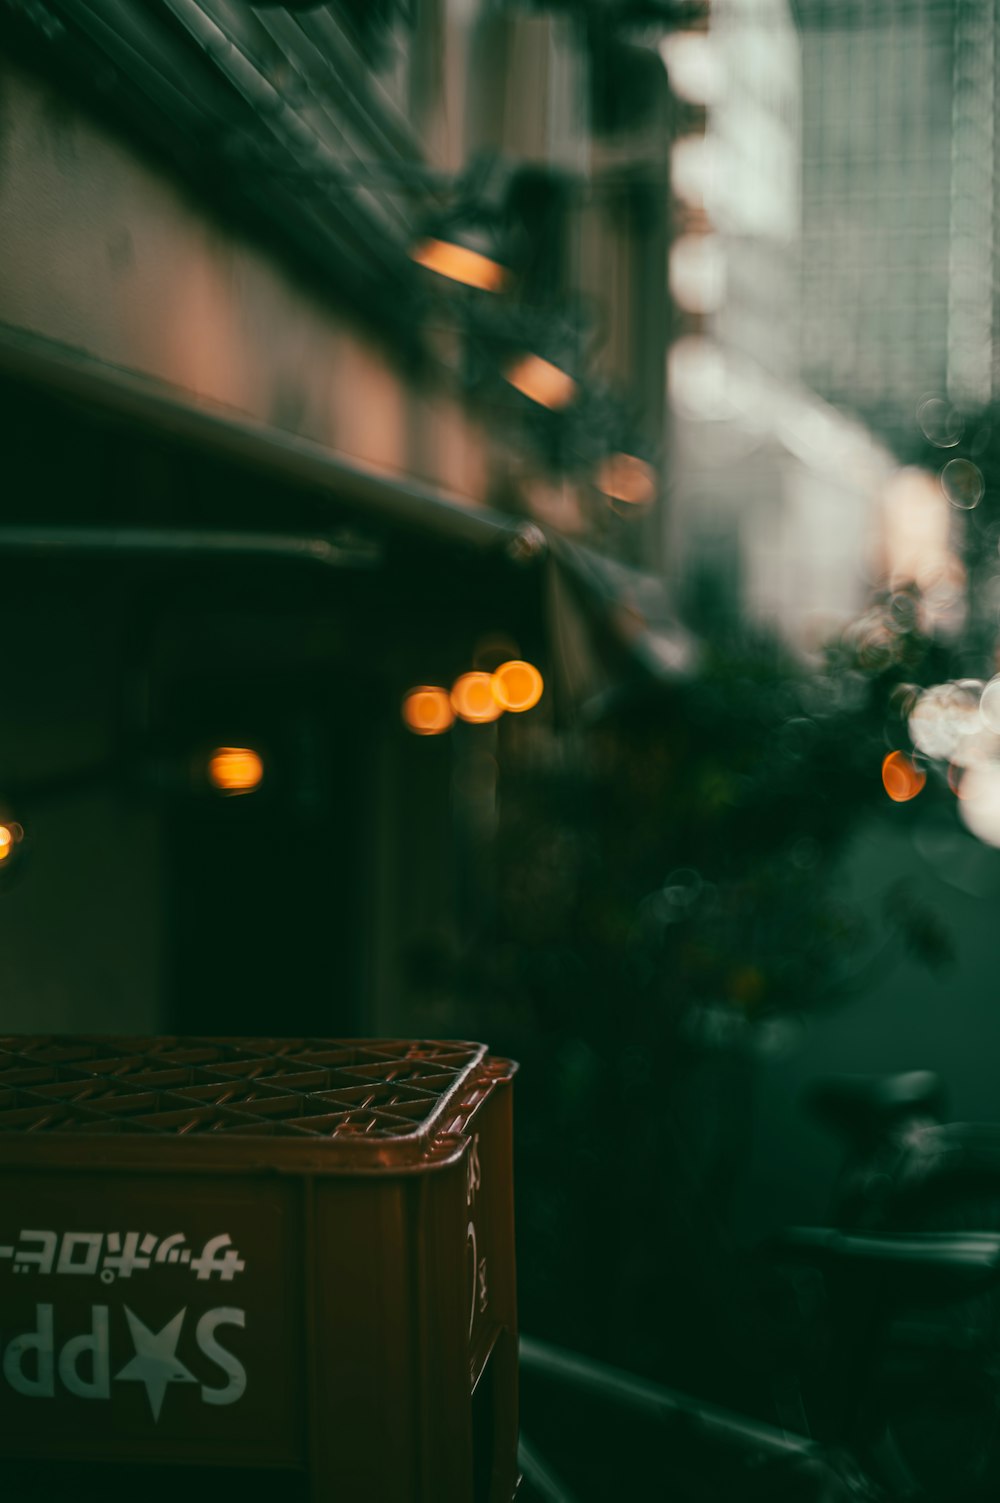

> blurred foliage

[
  {"left": 906, "top": 400, "right": 1000, "bottom": 664},
  {"left": 464, "top": 586, "right": 972, "bottom": 1386},
  {"left": 436, "top": 409, "right": 1000, "bottom": 1389},
  {"left": 491, "top": 590, "right": 957, "bottom": 1037}
]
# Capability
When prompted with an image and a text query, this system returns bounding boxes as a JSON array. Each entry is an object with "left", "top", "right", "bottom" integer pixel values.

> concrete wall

[
  {"left": 0, "top": 54, "right": 489, "bottom": 502},
  {"left": 0, "top": 50, "right": 506, "bottom": 1037}
]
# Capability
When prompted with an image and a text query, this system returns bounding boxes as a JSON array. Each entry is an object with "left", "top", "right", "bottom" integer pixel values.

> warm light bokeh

[
  {"left": 0, "top": 822, "right": 24, "bottom": 863},
  {"left": 594, "top": 452, "right": 657, "bottom": 506},
  {"left": 402, "top": 686, "right": 454, "bottom": 736},
  {"left": 882, "top": 468, "right": 955, "bottom": 586},
  {"left": 504, "top": 355, "right": 577, "bottom": 411},
  {"left": 451, "top": 672, "right": 504, "bottom": 723},
  {"left": 492, "top": 660, "right": 544, "bottom": 713},
  {"left": 957, "top": 764, "right": 1000, "bottom": 846},
  {"left": 881, "top": 750, "right": 926, "bottom": 803},
  {"left": 909, "top": 681, "right": 981, "bottom": 761},
  {"left": 208, "top": 746, "right": 264, "bottom": 794},
  {"left": 409, "top": 238, "right": 508, "bottom": 293}
]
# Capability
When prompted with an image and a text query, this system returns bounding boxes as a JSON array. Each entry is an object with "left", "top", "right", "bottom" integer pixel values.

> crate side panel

[
  {"left": 413, "top": 1154, "right": 477, "bottom": 1502},
  {"left": 0, "top": 1171, "right": 305, "bottom": 1468},
  {"left": 415, "top": 1075, "right": 519, "bottom": 1503},
  {"left": 310, "top": 1174, "right": 427, "bottom": 1498},
  {"left": 464, "top": 1075, "right": 519, "bottom": 1503}
]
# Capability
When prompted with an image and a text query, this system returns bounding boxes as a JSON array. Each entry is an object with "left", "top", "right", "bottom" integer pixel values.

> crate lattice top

[{"left": 0, "top": 1037, "right": 485, "bottom": 1140}]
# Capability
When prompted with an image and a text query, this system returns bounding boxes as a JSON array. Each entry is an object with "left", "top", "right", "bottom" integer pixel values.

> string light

[
  {"left": 492, "top": 660, "right": 544, "bottom": 713},
  {"left": 402, "top": 687, "right": 454, "bottom": 736},
  {"left": 451, "top": 672, "right": 503, "bottom": 723},
  {"left": 0, "top": 821, "right": 25, "bottom": 867},
  {"left": 208, "top": 747, "right": 264, "bottom": 795}
]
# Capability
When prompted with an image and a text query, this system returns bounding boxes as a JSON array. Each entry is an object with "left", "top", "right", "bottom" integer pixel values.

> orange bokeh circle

[
  {"left": 451, "top": 672, "right": 503, "bottom": 723},
  {"left": 491, "top": 660, "right": 544, "bottom": 714},
  {"left": 208, "top": 747, "right": 264, "bottom": 794},
  {"left": 402, "top": 687, "right": 454, "bottom": 736},
  {"left": 882, "top": 750, "right": 926, "bottom": 803}
]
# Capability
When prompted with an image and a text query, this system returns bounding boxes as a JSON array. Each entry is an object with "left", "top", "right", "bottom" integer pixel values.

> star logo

[{"left": 114, "top": 1307, "right": 197, "bottom": 1421}]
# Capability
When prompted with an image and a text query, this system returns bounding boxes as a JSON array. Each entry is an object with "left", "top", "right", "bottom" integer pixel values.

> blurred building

[
  {"left": 796, "top": 0, "right": 996, "bottom": 439},
  {"left": 0, "top": 0, "right": 685, "bottom": 1037},
  {"left": 663, "top": 0, "right": 895, "bottom": 649},
  {"left": 670, "top": 0, "right": 801, "bottom": 381}
]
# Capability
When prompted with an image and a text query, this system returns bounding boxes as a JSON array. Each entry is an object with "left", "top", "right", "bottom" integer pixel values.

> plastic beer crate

[{"left": 0, "top": 1036, "right": 518, "bottom": 1502}]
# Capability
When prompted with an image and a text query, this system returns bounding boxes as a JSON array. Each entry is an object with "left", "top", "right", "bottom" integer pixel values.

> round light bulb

[
  {"left": 451, "top": 672, "right": 503, "bottom": 723},
  {"left": 402, "top": 686, "right": 454, "bottom": 736},
  {"left": 208, "top": 747, "right": 264, "bottom": 795},
  {"left": 491, "top": 660, "right": 544, "bottom": 713}
]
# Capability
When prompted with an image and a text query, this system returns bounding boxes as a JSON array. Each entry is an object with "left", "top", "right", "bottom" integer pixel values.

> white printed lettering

[
  {"left": 0, "top": 1229, "right": 244, "bottom": 1282},
  {"left": 14, "top": 1231, "right": 56, "bottom": 1276},
  {"left": 3, "top": 1302, "right": 55, "bottom": 1397},
  {"left": 57, "top": 1232, "right": 103, "bottom": 1277},
  {"left": 0, "top": 1304, "right": 248, "bottom": 1416},
  {"left": 58, "top": 1305, "right": 109, "bottom": 1399},
  {"left": 467, "top": 1222, "right": 477, "bottom": 1338},
  {"left": 196, "top": 1307, "right": 246, "bottom": 1406},
  {"left": 191, "top": 1234, "right": 245, "bottom": 1282}
]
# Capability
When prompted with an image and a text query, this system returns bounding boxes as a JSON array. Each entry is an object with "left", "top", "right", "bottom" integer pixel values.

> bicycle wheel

[{"left": 861, "top": 1181, "right": 1000, "bottom": 1503}]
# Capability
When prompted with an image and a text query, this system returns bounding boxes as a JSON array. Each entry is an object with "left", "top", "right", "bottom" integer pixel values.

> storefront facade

[{"left": 0, "top": 1, "right": 674, "bottom": 1037}]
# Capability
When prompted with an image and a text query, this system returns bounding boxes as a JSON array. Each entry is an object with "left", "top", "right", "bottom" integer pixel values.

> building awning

[
  {"left": 0, "top": 321, "right": 544, "bottom": 561},
  {"left": 0, "top": 322, "right": 697, "bottom": 720},
  {"left": 546, "top": 537, "right": 701, "bottom": 723}
]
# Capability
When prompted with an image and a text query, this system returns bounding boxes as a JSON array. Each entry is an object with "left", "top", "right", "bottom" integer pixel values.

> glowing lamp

[
  {"left": 208, "top": 746, "right": 264, "bottom": 795},
  {"left": 0, "top": 820, "right": 25, "bottom": 865},
  {"left": 402, "top": 687, "right": 454, "bottom": 736},
  {"left": 409, "top": 156, "right": 520, "bottom": 295},
  {"left": 451, "top": 672, "right": 503, "bottom": 724},
  {"left": 595, "top": 452, "right": 657, "bottom": 507},
  {"left": 410, "top": 237, "right": 509, "bottom": 293},
  {"left": 503, "top": 354, "right": 577, "bottom": 411},
  {"left": 881, "top": 751, "right": 925, "bottom": 803},
  {"left": 491, "top": 660, "right": 544, "bottom": 714}
]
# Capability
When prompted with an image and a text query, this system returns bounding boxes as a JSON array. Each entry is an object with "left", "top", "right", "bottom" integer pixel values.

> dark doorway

[{"left": 157, "top": 659, "right": 373, "bottom": 1038}]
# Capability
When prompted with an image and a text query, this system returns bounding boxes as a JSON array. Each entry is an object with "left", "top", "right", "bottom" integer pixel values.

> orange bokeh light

[
  {"left": 0, "top": 822, "right": 25, "bottom": 862},
  {"left": 208, "top": 746, "right": 264, "bottom": 795},
  {"left": 504, "top": 354, "right": 577, "bottom": 411},
  {"left": 402, "top": 686, "right": 454, "bottom": 736},
  {"left": 882, "top": 750, "right": 926, "bottom": 803},
  {"left": 491, "top": 660, "right": 544, "bottom": 713},
  {"left": 409, "top": 238, "right": 508, "bottom": 293},
  {"left": 451, "top": 672, "right": 503, "bottom": 724},
  {"left": 594, "top": 453, "right": 657, "bottom": 506}
]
